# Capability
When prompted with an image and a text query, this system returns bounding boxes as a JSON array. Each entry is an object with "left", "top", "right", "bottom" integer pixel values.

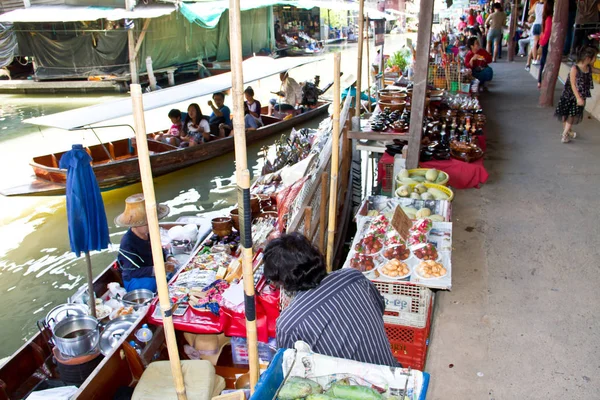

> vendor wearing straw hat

[{"left": 115, "top": 193, "right": 173, "bottom": 292}]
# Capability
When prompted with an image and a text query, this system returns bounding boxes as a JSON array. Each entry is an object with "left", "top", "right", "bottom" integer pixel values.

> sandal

[
  {"left": 561, "top": 133, "right": 570, "bottom": 143},
  {"left": 568, "top": 130, "right": 577, "bottom": 139}
]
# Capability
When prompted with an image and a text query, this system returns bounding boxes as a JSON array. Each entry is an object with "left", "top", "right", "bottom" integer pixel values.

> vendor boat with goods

[
  {"left": 0, "top": 99, "right": 356, "bottom": 399},
  {"left": 0, "top": 57, "right": 331, "bottom": 197}
]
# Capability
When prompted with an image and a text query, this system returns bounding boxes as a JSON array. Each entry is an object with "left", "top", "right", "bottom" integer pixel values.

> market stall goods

[
  {"left": 415, "top": 260, "right": 447, "bottom": 279},
  {"left": 354, "top": 234, "right": 384, "bottom": 255},
  {"left": 379, "top": 259, "right": 411, "bottom": 279},
  {"left": 395, "top": 182, "right": 453, "bottom": 202},
  {"left": 349, "top": 253, "right": 377, "bottom": 273},
  {"left": 382, "top": 244, "right": 411, "bottom": 261},
  {"left": 396, "top": 168, "right": 448, "bottom": 186},
  {"left": 413, "top": 243, "right": 439, "bottom": 261}
]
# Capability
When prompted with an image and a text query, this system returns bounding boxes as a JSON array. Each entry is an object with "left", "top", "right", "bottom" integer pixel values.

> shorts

[
  {"left": 532, "top": 24, "right": 542, "bottom": 36},
  {"left": 487, "top": 28, "right": 503, "bottom": 44}
]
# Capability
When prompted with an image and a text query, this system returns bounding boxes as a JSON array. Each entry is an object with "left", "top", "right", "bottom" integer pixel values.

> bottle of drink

[
  {"left": 135, "top": 324, "right": 153, "bottom": 346},
  {"left": 129, "top": 340, "right": 142, "bottom": 356}
]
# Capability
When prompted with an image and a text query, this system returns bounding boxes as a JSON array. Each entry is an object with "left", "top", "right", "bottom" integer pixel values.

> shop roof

[
  {"left": 0, "top": 4, "right": 176, "bottom": 23},
  {"left": 24, "top": 56, "right": 324, "bottom": 130}
]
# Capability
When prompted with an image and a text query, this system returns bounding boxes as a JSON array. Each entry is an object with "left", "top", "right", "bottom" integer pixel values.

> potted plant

[{"left": 386, "top": 49, "right": 411, "bottom": 76}]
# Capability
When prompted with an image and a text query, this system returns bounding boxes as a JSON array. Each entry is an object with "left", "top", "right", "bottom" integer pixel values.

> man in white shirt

[{"left": 269, "top": 71, "right": 302, "bottom": 116}]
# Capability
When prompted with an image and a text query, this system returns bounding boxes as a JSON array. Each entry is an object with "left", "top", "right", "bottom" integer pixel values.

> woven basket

[{"left": 394, "top": 182, "right": 454, "bottom": 202}]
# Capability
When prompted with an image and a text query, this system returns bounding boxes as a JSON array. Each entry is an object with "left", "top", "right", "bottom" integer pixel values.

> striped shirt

[{"left": 276, "top": 268, "right": 400, "bottom": 367}]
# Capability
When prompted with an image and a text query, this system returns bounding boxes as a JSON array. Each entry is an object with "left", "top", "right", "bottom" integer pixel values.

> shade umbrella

[{"left": 59, "top": 144, "right": 110, "bottom": 318}]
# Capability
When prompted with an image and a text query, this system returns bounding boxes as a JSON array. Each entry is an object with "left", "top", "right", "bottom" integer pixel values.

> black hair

[
  {"left": 469, "top": 27, "right": 479, "bottom": 36},
  {"left": 213, "top": 92, "right": 225, "bottom": 100},
  {"left": 168, "top": 109, "right": 181, "bottom": 119},
  {"left": 493, "top": 2, "right": 502, "bottom": 10},
  {"left": 183, "top": 103, "right": 203, "bottom": 134},
  {"left": 577, "top": 46, "right": 599, "bottom": 63},
  {"left": 263, "top": 233, "right": 327, "bottom": 292},
  {"left": 244, "top": 86, "right": 254, "bottom": 97},
  {"left": 467, "top": 36, "right": 479, "bottom": 50}
]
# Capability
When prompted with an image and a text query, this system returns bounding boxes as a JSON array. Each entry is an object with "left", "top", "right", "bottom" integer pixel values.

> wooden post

[
  {"left": 84, "top": 252, "right": 96, "bottom": 318},
  {"left": 365, "top": 15, "right": 372, "bottom": 113},
  {"left": 540, "top": 0, "right": 569, "bottom": 107},
  {"left": 304, "top": 207, "right": 312, "bottom": 237},
  {"left": 133, "top": 18, "right": 151, "bottom": 60},
  {"left": 125, "top": 0, "right": 138, "bottom": 85},
  {"left": 406, "top": 0, "right": 435, "bottom": 169},
  {"left": 228, "top": 0, "right": 259, "bottom": 392},
  {"left": 326, "top": 53, "right": 341, "bottom": 272},
  {"left": 319, "top": 172, "right": 328, "bottom": 252},
  {"left": 508, "top": 0, "right": 519, "bottom": 61},
  {"left": 130, "top": 85, "right": 187, "bottom": 400},
  {"left": 355, "top": 0, "right": 365, "bottom": 118}
]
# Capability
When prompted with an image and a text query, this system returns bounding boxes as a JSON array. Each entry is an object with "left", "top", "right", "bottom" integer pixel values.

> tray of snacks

[{"left": 378, "top": 259, "right": 411, "bottom": 280}]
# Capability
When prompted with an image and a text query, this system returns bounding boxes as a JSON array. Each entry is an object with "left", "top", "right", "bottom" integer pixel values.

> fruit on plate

[
  {"left": 354, "top": 234, "right": 383, "bottom": 254},
  {"left": 382, "top": 244, "right": 411, "bottom": 260},
  {"left": 416, "top": 260, "right": 447, "bottom": 278},
  {"left": 413, "top": 243, "right": 439, "bottom": 260},
  {"left": 370, "top": 215, "right": 390, "bottom": 231},
  {"left": 381, "top": 259, "right": 410, "bottom": 278},
  {"left": 350, "top": 254, "right": 376, "bottom": 272},
  {"left": 384, "top": 231, "right": 404, "bottom": 246},
  {"left": 410, "top": 218, "right": 433, "bottom": 234},
  {"left": 408, "top": 232, "right": 427, "bottom": 246}
]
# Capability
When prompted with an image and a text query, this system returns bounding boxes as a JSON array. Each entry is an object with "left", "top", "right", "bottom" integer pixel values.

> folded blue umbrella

[{"left": 59, "top": 144, "right": 110, "bottom": 315}]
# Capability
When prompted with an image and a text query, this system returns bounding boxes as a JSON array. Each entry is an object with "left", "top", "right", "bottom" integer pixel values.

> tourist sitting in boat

[
  {"left": 115, "top": 194, "right": 176, "bottom": 292},
  {"left": 263, "top": 233, "right": 400, "bottom": 367},
  {"left": 181, "top": 103, "right": 210, "bottom": 147},
  {"left": 244, "top": 86, "right": 263, "bottom": 129},
  {"left": 268, "top": 71, "right": 302, "bottom": 116},
  {"left": 155, "top": 109, "right": 184, "bottom": 146},
  {"left": 208, "top": 92, "right": 233, "bottom": 138}
]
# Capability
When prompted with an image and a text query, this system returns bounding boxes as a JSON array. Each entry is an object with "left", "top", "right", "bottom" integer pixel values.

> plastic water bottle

[
  {"left": 135, "top": 324, "right": 153, "bottom": 345},
  {"left": 129, "top": 340, "right": 142, "bottom": 355}
]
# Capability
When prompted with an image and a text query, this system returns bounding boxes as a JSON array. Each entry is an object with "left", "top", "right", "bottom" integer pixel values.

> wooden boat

[
  {"left": 286, "top": 47, "right": 325, "bottom": 57},
  {"left": 0, "top": 103, "right": 330, "bottom": 197},
  {"left": 0, "top": 221, "right": 207, "bottom": 400}
]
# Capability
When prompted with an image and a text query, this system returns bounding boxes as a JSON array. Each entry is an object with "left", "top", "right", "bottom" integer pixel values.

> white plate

[
  {"left": 377, "top": 263, "right": 411, "bottom": 280},
  {"left": 413, "top": 261, "right": 447, "bottom": 280}
]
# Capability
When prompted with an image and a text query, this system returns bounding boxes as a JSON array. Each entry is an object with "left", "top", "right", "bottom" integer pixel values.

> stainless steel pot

[
  {"left": 45, "top": 303, "right": 89, "bottom": 332},
  {"left": 53, "top": 315, "right": 99, "bottom": 357},
  {"left": 121, "top": 289, "right": 154, "bottom": 308},
  {"left": 99, "top": 315, "right": 138, "bottom": 356}
]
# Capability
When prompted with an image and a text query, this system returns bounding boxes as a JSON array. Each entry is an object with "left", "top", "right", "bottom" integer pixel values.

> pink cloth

[{"left": 420, "top": 158, "right": 488, "bottom": 189}]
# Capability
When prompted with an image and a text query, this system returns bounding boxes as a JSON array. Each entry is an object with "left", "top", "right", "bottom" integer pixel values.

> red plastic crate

[{"left": 384, "top": 294, "right": 434, "bottom": 370}]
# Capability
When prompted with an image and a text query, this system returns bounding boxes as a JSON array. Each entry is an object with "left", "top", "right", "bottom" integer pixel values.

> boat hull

[{"left": 1, "top": 103, "right": 329, "bottom": 197}]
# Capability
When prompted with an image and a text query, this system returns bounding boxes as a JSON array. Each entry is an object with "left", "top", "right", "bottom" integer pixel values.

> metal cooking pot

[
  {"left": 45, "top": 303, "right": 89, "bottom": 332},
  {"left": 121, "top": 289, "right": 154, "bottom": 308},
  {"left": 53, "top": 315, "right": 99, "bottom": 357}
]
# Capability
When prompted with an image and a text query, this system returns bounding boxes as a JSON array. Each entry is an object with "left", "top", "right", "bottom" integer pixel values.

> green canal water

[{"left": 0, "top": 36, "right": 409, "bottom": 358}]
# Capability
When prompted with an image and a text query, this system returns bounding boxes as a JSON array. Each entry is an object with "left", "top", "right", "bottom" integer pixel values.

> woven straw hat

[{"left": 114, "top": 193, "right": 169, "bottom": 227}]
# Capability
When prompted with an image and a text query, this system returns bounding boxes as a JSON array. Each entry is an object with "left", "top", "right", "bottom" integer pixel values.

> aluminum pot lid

[
  {"left": 99, "top": 316, "right": 138, "bottom": 356},
  {"left": 45, "top": 303, "right": 89, "bottom": 330}
]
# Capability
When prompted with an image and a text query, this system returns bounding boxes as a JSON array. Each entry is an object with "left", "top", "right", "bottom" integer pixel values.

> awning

[
  {"left": 0, "top": 4, "right": 176, "bottom": 23},
  {"left": 180, "top": 0, "right": 390, "bottom": 29},
  {"left": 24, "top": 56, "right": 323, "bottom": 130}
]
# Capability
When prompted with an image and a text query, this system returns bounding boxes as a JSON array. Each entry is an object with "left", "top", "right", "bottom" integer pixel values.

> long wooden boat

[
  {"left": 0, "top": 221, "right": 208, "bottom": 400},
  {"left": 286, "top": 47, "right": 325, "bottom": 57},
  {"left": 0, "top": 103, "right": 330, "bottom": 197}
]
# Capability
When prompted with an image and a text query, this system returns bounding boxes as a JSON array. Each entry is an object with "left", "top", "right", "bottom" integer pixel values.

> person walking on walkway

[
  {"left": 537, "top": 0, "right": 554, "bottom": 88},
  {"left": 526, "top": 0, "right": 545, "bottom": 71},
  {"left": 485, "top": 3, "right": 507, "bottom": 62},
  {"left": 555, "top": 46, "right": 599, "bottom": 143},
  {"left": 465, "top": 37, "right": 494, "bottom": 89}
]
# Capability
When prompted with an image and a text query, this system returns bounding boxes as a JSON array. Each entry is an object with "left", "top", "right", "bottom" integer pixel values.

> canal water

[{"left": 0, "top": 36, "right": 409, "bottom": 358}]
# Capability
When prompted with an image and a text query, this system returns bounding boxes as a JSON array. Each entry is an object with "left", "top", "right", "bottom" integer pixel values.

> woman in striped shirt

[{"left": 264, "top": 233, "right": 400, "bottom": 367}]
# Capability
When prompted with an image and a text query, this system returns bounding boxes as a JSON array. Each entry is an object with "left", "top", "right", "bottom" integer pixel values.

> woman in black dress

[{"left": 555, "top": 47, "right": 599, "bottom": 143}]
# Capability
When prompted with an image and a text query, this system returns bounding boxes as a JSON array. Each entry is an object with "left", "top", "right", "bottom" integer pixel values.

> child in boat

[
  {"left": 244, "top": 86, "right": 263, "bottom": 128},
  {"left": 156, "top": 109, "right": 184, "bottom": 146},
  {"left": 182, "top": 103, "right": 210, "bottom": 147}
]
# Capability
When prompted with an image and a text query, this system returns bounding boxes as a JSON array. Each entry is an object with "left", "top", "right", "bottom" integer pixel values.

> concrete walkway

[{"left": 426, "top": 56, "right": 600, "bottom": 399}]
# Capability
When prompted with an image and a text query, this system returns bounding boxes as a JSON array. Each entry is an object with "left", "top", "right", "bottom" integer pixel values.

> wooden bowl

[
  {"left": 378, "top": 100, "right": 406, "bottom": 113},
  {"left": 256, "top": 193, "right": 273, "bottom": 209},
  {"left": 254, "top": 211, "right": 278, "bottom": 221},
  {"left": 211, "top": 217, "right": 232, "bottom": 237},
  {"left": 229, "top": 209, "right": 240, "bottom": 232},
  {"left": 250, "top": 195, "right": 260, "bottom": 214}
]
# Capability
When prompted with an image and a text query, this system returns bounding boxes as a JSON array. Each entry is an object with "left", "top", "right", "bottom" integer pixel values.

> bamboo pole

[
  {"left": 229, "top": 0, "right": 259, "bottom": 391},
  {"left": 365, "top": 15, "right": 372, "bottom": 113},
  {"left": 130, "top": 84, "right": 187, "bottom": 400},
  {"left": 125, "top": 0, "right": 138, "bottom": 85},
  {"left": 319, "top": 172, "right": 328, "bottom": 252},
  {"left": 304, "top": 207, "right": 312, "bottom": 237},
  {"left": 326, "top": 53, "right": 341, "bottom": 272},
  {"left": 507, "top": 0, "right": 518, "bottom": 61},
  {"left": 355, "top": 0, "right": 365, "bottom": 118}
]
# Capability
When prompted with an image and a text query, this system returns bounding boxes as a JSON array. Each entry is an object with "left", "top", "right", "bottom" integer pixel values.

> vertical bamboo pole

[
  {"left": 355, "top": 0, "right": 365, "bottom": 118},
  {"left": 304, "top": 207, "right": 312, "bottom": 237},
  {"left": 319, "top": 172, "right": 328, "bottom": 252},
  {"left": 131, "top": 85, "right": 187, "bottom": 400},
  {"left": 125, "top": 0, "right": 138, "bottom": 85},
  {"left": 365, "top": 15, "right": 372, "bottom": 112},
  {"left": 229, "top": 0, "right": 259, "bottom": 391},
  {"left": 326, "top": 53, "right": 341, "bottom": 272},
  {"left": 507, "top": 0, "right": 518, "bottom": 61}
]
